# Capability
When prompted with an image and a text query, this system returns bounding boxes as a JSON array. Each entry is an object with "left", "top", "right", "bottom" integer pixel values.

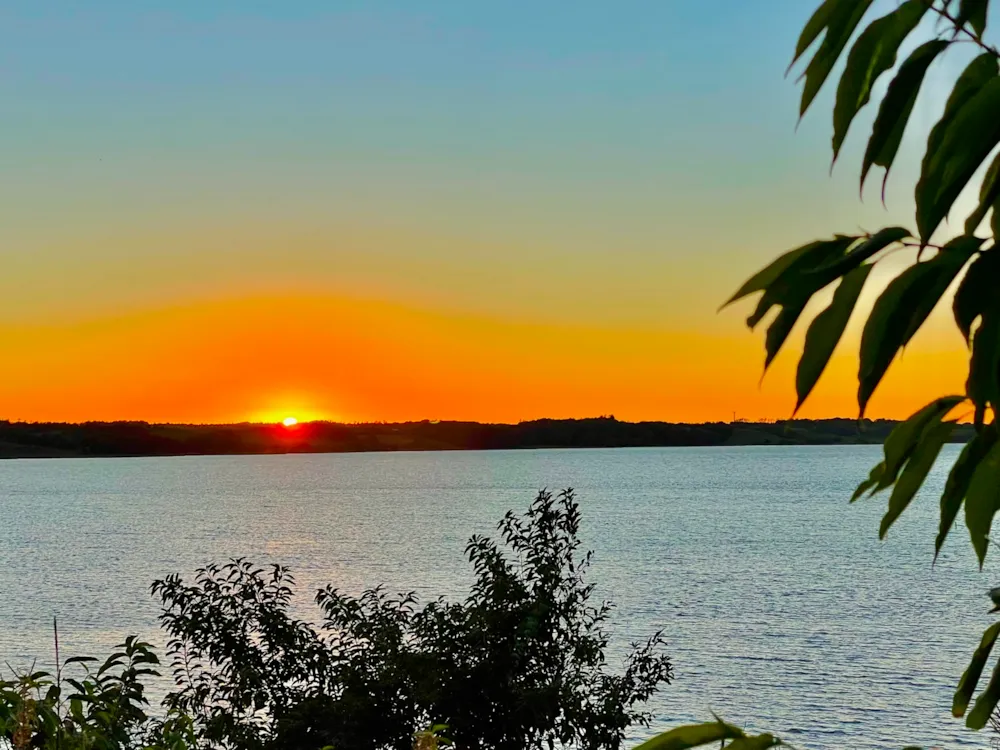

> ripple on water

[{"left": 0, "top": 445, "right": 996, "bottom": 749}]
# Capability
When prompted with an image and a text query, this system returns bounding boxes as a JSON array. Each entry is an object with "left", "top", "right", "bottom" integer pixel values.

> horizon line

[{"left": 0, "top": 415, "right": 910, "bottom": 428}]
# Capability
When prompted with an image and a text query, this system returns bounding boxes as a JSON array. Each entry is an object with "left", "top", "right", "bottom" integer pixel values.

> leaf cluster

[
  {"left": 724, "top": 0, "right": 1000, "bottom": 737},
  {"left": 0, "top": 636, "right": 196, "bottom": 750}
]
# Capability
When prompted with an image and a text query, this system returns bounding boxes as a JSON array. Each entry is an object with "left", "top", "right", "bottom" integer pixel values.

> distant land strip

[{"left": 0, "top": 416, "right": 975, "bottom": 459}]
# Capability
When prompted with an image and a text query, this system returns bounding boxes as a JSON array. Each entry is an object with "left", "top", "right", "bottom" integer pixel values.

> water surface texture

[{"left": 0, "top": 445, "right": 994, "bottom": 748}]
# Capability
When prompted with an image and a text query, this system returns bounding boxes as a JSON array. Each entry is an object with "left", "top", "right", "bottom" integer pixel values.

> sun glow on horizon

[
  {"left": 0, "top": 294, "right": 969, "bottom": 425},
  {"left": 246, "top": 394, "right": 335, "bottom": 426}
]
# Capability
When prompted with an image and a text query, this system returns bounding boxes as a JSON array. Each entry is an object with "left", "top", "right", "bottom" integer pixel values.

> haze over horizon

[{"left": 2, "top": 1, "right": 970, "bottom": 424}]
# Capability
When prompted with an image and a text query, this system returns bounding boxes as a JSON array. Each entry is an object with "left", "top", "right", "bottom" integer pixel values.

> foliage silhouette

[
  {"left": 0, "top": 632, "right": 196, "bottom": 750},
  {"left": 150, "top": 489, "right": 672, "bottom": 750},
  {"left": 636, "top": 0, "right": 1000, "bottom": 747}
]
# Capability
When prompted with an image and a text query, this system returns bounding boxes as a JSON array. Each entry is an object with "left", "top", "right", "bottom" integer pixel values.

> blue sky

[
  {"left": 3, "top": 1, "right": 894, "bottom": 324},
  {"left": 1, "top": 1, "right": 980, "bottom": 422}
]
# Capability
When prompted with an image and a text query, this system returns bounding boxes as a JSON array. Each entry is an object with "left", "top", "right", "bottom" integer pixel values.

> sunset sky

[{"left": 1, "top": 1, "right": 974, "bottom": 424}]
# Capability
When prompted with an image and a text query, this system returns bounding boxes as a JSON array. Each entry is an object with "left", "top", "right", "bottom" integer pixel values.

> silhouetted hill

[{"left": 0, "top": 416, "right": 976, "bottom": 459}]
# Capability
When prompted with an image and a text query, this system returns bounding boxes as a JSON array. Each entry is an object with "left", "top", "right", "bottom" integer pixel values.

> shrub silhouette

[
  {"left": 151, "top": 489, "right": 672, "bottom": 750},
  {"left": 0, "top": 635, "right": 196, "bottom": 750}
]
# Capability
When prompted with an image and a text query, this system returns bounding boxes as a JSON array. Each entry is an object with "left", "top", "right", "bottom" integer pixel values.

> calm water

[{"left": 0, "top": 445, "right": 996, "bottom": 748}]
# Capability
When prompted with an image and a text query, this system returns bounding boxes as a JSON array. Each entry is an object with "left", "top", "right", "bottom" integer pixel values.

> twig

[
  {"left": 900, "top": 240, "right": 945, "bottom": 251},
  {"left": 53, "top": 618, "right": 61, "bottom": 750},
  {"left": 924, "top": 0, "right": 1000, "bottom": 58}
]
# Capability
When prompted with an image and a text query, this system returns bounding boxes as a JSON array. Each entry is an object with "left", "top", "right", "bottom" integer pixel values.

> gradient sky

[{"left": 0, "top": 1, "right": 977, "bottom": 423}]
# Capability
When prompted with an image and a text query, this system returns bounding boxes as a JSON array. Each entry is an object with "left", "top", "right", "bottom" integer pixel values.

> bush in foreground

[
  {"left": 2, "top": 489, "right": 672, "bottom": 750},
  {"left": 0, "top": 635, "right": 195, "bottom": 750}
]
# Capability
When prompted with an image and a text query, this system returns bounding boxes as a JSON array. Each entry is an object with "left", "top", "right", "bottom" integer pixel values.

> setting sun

[{"left": 282, "top": 417, "right": 298, "bottom": 427}]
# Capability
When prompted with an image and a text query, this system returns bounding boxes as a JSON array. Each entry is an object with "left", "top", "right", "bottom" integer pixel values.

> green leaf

[
  {"left": 968, "top": 653, "right": 1000, "bottom": 728},
  {"left": 965, "top": 150, "right": 1000, "bottom": 234},
  {"left": 724, "top": 736, "right": 783, "bottom": 750},
  {"left": 861, "top": 40, "right": 950, "bottom": 196},
  {"left": 852, "top": 461, "right": 885, "bottom": 502},
  {"left": 800, "top": 0, "right": 877, "bottom": 117},
  {"left": 724, "top": 241, "right": 832, "bottom": 308},
  {"left": 793, "top": 0, "right": 844, "bottom": 68},
  {"left": 924, "top": 53, "right": 1000, "bottom": 238},
  {"left": 746, "top": 238, "right": 861, "bottom": 330},
  {"left": 967, "top": 310, "right": 1000, "bottom": 423},
  {"left": 964, "top": 438, "right": 1000, "bottom": 565},
  {"left": 764, "top": 299, "right": 808, "bottom": 371},
  {"left": 806, "top": 226, "right": 911, "bottom": 279},
  {"left": 796, "top": 264, "right": 874, "bottom": 412},
  {"left": 953, "top": 249, "right": 1000, "bottom": 344},
  {"left": 963, "top": 258, "right": 1000, "bottom": 424},
  {"left": 955, "top": 622, "right": 1000, "bottom": 717},
  {"left": 858, "top": 238, "right": 981, "bottom": 413},
  {"left": 925, "top": 54, "right": 999, "bottom": 188},
  {"left": 832, "top": 1, "right": 928, "bottom": 160},
  {"left": 879, "top": 419, "right": 955, "bottom": 538},
  {"left": 993, "top": 194, "right": 1000, "bottom": 239},
  {"left": 937, "top": 427, "right": 998, "bottom": 557},
  {"left": 63, "top": 656, "right": 98, "bottom": 666},
  {"left": 957, "top": 0, "right": 990, "bottom": 37},
  {"left": 916, "top": 76, "right": 1000, "bottom": 243},
  {"left": 632, "top": 721, "right": 746, "bottom": 750},
  {"left": 726, "top": 236, "right": 859, "bottom": 312},
  {"left": 869, "top": 396, "right": 965, "bottom": 494}
]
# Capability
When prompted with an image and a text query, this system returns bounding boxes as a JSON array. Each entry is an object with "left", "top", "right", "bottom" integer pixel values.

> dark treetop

[{"left": 0, "top": 416, "right": 975, "bottom": 459}]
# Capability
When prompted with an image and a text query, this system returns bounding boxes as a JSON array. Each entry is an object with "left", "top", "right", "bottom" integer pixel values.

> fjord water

[{"left": 0, "top": 445, "right": 992, "bottom": 748}]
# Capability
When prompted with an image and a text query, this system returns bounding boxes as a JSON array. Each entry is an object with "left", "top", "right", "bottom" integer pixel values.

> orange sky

[
  {"left": 2, "top": 293, "right": 968, "bottom": 425},
  {"left": 1, "top": 3, "right": 978, "bottom": 425}
]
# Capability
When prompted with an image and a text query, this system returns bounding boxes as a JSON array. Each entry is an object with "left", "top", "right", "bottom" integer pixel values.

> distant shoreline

[{"left": 0, "top": 417, "right": 974, "bottom": 460}]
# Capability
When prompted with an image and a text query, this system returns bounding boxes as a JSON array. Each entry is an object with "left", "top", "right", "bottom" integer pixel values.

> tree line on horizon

[{"left": 0, "top": 416, "right": 967, "bottom": 459}]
